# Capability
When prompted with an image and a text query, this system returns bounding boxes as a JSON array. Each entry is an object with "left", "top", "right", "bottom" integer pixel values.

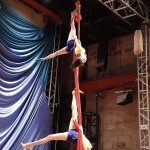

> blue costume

[
  {"left": 66, "top": 39, "right": 75, "bottom": 53},
  {"left": 67, "top": 129, "right": 78, "bottom": 143}
]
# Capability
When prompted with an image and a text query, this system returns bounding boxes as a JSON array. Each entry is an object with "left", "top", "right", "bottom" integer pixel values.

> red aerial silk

[
  {"left": 73, "top": 120, "right": 83, "bottom": 150},
  {"left": 73, "top": 2, "right": 83, "bottom": 150}
]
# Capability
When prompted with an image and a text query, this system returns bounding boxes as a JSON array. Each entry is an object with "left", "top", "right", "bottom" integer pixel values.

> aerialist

[
  {"left": 21, "top": 89, "right": 92, "bottom": 150},
  {"left": 37, "top": 11, "right": 87, "bottom": 68}
]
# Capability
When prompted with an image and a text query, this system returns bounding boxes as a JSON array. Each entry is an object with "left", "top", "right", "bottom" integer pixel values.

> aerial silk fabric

[
  {"left": 0, "top": 1, "right": 54, "bottom": 150},
  {"left": 73, "top": 2, "right": 83, "bottom": 149}
]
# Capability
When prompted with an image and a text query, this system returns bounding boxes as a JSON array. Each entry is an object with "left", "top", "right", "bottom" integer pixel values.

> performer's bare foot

[
  {"left": 71, "top": 8, "right": 82, "bottom": 22},
  {"left": 71, "top": 9, "right": 77, "bottom": 17},
  {"left": 36, "top": 58, "right": 44, "bottom": 61},
  {"left": 21, "top": 143, "right": 33, "bottom": 149},
  {"left": 70, "top": 9, "right": 77, "bottom": 25},
  {"left": 72, "top": 89, "right": 84, "bottom": 95},
  {"left": 37, "top": 53, "right": 55, "bottom": 61}
]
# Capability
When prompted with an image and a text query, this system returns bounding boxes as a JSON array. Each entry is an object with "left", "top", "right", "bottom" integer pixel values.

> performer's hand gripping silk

[
  {"left": 21, "top": 90, "right": 92, "bottom": 150},
  {"left": 37, "top": 11, "right": 87, "bottom": 68}
]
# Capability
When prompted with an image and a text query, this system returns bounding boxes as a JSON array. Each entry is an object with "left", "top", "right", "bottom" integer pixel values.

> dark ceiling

[{"left": 34, "top": 0, "right": 150, "bottom": 46}]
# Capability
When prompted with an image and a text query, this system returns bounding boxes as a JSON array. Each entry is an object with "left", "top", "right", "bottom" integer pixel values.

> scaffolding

[
  {"left": 82, "top": 111, "right": 99, "bottom": 150},
  {"left": 46, "top": 23, "right": 61, "bottom": 150},
  {"left": 137, "top": 24, "right": 150, "bottom": 150},
  {"left": 98, "top": 0, "right": 150, "bottom": 26},
  {"left": 47, "top": 23, "right": 61, "bottom": 113}
]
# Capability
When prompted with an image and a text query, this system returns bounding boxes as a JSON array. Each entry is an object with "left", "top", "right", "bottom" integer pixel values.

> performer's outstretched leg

[
  {"left": 37, "top": 12, "right": 77, "bottom": 61},
  {"left": 67, "top": 12, "right": 77, "bottom": 41},
  {"left": 37, "top": 46, "right": 68, "bottom": 61},
  {"left": 68, "top": 90, "right": 84, "bottom": 130},
  {"left": 21, "top": 132, "right": 68, "bottom": 149}
]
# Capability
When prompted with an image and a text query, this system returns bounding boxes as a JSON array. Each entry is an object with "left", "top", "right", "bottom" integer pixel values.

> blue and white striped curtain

[{"left": 0, "top": 1, "right": 54, "bottom": 149}]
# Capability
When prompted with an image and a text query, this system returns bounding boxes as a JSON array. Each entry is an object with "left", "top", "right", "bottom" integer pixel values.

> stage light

[{"left": 116, "top": 92, "right": 133, "bottom": 106}]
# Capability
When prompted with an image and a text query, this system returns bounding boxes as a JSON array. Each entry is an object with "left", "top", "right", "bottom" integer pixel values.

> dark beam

[{"left": 80, "top": 73, "right": 137, "bottom": 94}]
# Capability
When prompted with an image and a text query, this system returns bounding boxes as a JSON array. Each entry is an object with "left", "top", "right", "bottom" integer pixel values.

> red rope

[{"left": 73, "top": 1, "right": 83, "bottom": 150}]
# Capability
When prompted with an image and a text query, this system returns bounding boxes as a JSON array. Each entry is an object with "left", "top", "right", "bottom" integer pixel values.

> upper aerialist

[{"left": 37, "top": 10, "right": 87, "bottom": 68}]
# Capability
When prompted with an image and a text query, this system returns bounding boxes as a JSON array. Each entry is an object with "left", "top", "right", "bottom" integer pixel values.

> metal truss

[
  {"left": 47, "top": 23, "right": 61, "bottom": 114},
  {"left": 82, "top": 112, "right": 99, "bottom": 150},
  {"left": 98, "top": 0, "right": 150, "bottom": 25},
  {"left": 46, "top": 23, "right": 62, "bottom": 150},
  {"left": 137, "top": 24, "right": 150, "bottom": 150}
]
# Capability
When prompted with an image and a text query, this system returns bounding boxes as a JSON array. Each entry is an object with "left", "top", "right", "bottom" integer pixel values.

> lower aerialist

[{"left": 21, "top": 90, "right": 92, "bottom": 150}]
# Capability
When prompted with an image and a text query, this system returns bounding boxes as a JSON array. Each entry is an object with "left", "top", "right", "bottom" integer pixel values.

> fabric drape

[{"left": 0, "top": 1, "right": 54, "bottom": 149}]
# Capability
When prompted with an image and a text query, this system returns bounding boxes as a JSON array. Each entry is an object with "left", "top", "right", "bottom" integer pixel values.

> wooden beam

[
  {"left": 22, "top": 0, "right": 62, "bottom": 23},
  {"left": 80, "top": 73, "right": 137, "bottom": 94}
]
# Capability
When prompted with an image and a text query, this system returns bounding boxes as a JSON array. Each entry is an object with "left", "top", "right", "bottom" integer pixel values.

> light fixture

[{"left": 116, "top": 91, "right": 133, "bottom": 106}]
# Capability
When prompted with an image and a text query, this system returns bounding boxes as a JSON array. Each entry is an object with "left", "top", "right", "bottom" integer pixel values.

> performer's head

[
  {"left": 80, "top": 52, "right": 87, "bottom": 64},
  {"left": 71, "top": 58, "right": 84, "bottom": 69},
  {"left": 73, "top": 46, "right": 87, "bottom": 67}
]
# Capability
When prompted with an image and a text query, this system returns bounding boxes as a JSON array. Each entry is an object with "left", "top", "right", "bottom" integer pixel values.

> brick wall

[
  {"left": 87, "top": 44, "right": 98, "bottom": 80},
  {"left": 86, "top": 89, "right": 139, "bottom": 150}
]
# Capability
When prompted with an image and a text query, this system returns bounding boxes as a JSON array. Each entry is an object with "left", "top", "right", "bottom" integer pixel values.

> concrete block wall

[
  {"left": 87, "top": 33, "right": 137, "bottom": 80},
  {"left": 86, "top": 89, "right": 140, "bottom": 150},
  {"left": 87, "top": 44, "right": 98, "bottom": 80},
  {"left": 86, "top": 33, "right": 140, "bottom": 149}
]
